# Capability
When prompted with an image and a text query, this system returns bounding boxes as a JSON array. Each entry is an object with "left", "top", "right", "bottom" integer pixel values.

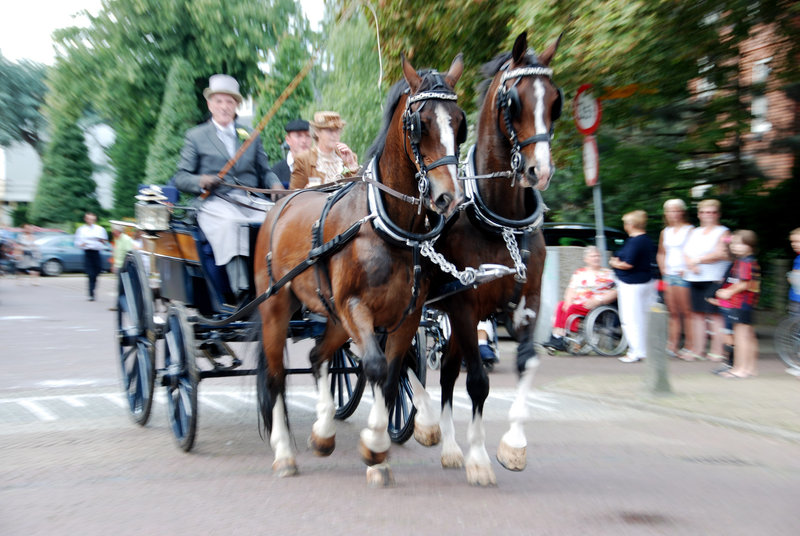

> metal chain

[
  {"left": 420, "top": 241, "right": 477, "bottom": 286},
  {"left": 502, "top": 227, "right": 527, "bottom": 282}
]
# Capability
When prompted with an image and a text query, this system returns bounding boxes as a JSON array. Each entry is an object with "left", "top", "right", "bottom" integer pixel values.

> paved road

[{"left": 1, "top": 275, "right": 798, "bottom": 535}]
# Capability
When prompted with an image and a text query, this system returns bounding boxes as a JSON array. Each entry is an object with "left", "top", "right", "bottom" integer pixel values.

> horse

[
  {"left": 409, "top": 32, "right": 563, "bottom": 486},
  {"left": 253, "top": 54, "right": 467, "bottom": 485}
]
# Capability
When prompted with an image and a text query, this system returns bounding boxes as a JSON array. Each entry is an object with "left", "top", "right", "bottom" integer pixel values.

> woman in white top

[
  {"left": 682, "top": 199, "right": 731, "bottom": 361},
  {"left": 657, "top": 199, "right": 694, "bottom": 359}
]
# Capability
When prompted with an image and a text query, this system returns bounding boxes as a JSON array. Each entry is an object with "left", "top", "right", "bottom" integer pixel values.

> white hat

[{"left": 203, "top": 74, "right": 243, "bottom": 104}]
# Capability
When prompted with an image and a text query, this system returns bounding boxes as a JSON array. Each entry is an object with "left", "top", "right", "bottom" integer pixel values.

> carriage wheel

[
  {"left": 163, "top": 303, "right": 199, "bottom": 452},
  {"left": 584, "top": 305, "right": 628, "bottom": 357},
  {"left": 388, "top": 332, "right": 426, "bottom": 444},
  {"left": 775, "top": 315, "right": 800, "bottom": 370},
  {"left": 331, "top": 343, "right": 365, "bottom": 420},
  {"left": 116, "top": 251, "right": 155, "bottom": 425}
]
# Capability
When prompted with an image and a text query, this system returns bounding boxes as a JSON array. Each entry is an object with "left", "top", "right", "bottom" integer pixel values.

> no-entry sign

[{"left": 573, "top": 84, "right": 602, "bottom": 135}]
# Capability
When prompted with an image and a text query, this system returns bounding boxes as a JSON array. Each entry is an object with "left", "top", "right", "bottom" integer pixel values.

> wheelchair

[{"left": 544, "top": 303, "right": 628, "bottom": 357}]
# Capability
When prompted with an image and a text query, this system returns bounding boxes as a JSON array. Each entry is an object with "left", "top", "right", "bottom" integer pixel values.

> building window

[{"left": 751, "top": 58, "right": 772, "bottom": 134}]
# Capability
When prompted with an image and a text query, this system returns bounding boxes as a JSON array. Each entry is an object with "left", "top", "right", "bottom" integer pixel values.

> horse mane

[
  {"left": 475, "top": 49, "right": 539, "bottom": 104},
  {"left": 364, "top": 68, "right": 450, "bottom": 161}
]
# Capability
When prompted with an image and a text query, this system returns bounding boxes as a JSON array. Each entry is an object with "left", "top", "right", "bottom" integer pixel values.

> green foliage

[
  {"left": 255, "top": 28, "right": 315, "bottom": 163},
  {"left": 313, "top": 11, "right": 385, "bottom": 158},
  {"left": 28, "top": 118, "right": 101, "bottom": 225},
  {"left": 111, "top": 125, "right": 150, "bottom": 219},
  {"left": 145, "top": 57, "right": 200, "bottom": 185},
  {"left": 0, "top": 54, "right": 47, "bottom": 153}
]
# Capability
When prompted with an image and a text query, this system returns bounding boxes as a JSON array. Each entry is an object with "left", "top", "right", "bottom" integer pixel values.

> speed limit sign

[{"left": 573, "top": 84, "right": 602, "bottom": 135}]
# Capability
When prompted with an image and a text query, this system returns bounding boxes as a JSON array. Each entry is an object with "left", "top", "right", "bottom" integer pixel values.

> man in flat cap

[
  {"left": 174, "top": 74, "right": 283, "bottom": 303},
  {"left": 272, "top": 118, "right": 312, "bottom": 188}
]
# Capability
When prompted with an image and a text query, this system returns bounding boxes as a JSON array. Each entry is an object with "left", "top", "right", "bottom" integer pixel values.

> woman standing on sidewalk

[
  {"left": 682, "top": 199, "right": 731, "bottom": 361},
  {"left": 657, "top": 199, "right": 694, "bottom": 359},
  {"left": 610, "top": 210, "right": 656, "bottom": 363}
]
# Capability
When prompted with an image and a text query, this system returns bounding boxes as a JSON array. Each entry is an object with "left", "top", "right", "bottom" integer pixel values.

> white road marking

[
  {"left": 63, "top": 396, "right": 87, "bottom": 408},
  {"left": 17, "top": 400, "right": 57, "bottom": 421}
]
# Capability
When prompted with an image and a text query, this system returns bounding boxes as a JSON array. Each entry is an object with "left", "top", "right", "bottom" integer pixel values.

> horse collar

[{"left": 366, "top": 159, "right": 446, "bottom": 247}]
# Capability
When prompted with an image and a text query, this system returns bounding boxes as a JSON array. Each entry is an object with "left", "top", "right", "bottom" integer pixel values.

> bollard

[{"left": 645, "top": 301, "right": 672, "bottom": 395}]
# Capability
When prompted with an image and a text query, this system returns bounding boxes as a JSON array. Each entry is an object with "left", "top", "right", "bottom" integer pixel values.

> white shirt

[
  {"left": 662, "top": 224, "right": 693, "bottom": 276},
  {"left": 75, "top": 224, "right": 108, "bottom": 251},
  {"left": 212, "top": 119, "right": 237, "bottom": 157},
  {"left": 683, "top": 225, "right": 730, "bottom": 282}
]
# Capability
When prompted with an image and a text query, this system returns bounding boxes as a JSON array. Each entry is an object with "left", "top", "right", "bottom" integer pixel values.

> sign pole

[{"left": 593, "top": 184, "right": 607, "bottom": 265}]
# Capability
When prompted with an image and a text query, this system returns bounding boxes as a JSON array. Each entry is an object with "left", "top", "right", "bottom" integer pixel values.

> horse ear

[
  {"left": 444, "top": 53, "right": 464, "bottom": 88},
  {"left": 401, "top": 53, "right": 422, "bottom": 93},
  {"left": 512, "top": 32, "right": 528, "bottom": 65},
  {"left": 537, "top": 32, "right": 563, "bottom": 67}
]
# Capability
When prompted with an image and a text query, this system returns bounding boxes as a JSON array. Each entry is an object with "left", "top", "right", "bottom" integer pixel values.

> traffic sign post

[{"left": 573, "top": 85, "right": 607, "bottom": 263}]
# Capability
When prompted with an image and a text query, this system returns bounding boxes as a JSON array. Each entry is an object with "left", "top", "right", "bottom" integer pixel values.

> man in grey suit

[{"left": 174, "top": 74, "right": 283, "bottom": 302}]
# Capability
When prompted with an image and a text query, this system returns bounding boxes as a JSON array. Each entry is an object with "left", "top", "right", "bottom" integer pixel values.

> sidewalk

[{"left": 532, "top": 325, "right": 800, "bottom": 442}]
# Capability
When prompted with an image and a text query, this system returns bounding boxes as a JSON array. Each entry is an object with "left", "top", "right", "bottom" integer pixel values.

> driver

[{"left": 174, "top": 74, "right": 283, "bottom": 302}]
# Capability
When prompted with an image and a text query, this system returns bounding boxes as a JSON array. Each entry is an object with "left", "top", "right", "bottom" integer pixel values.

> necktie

[{"left": 220, "top": 128, "right": 236, "bottom": 157}]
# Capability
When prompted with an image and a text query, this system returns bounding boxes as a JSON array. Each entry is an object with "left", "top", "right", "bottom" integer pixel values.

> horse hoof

[
  {"left": 414, "top": 423, "right": 441, "bottom": 447},
  {"left": 441, "top": 450, "right": 464, "bottom": 469},
  {"left": 466, "top": 462, "right": 497, "bottom": 487},
  {"left": 366, "top": 462, "right": 395, "bottom": 488},
  {"left": 272, "top": 458, "right": 299, "bottom": 478},
  {"left": 359, "top": 438, "right": 389, "bottom": 466},
  {"left": 496, "top": 440, "right": 526, "bottom": 472},
  {"left": 309, "top": 432, "right": 335, "bottom": 457}
]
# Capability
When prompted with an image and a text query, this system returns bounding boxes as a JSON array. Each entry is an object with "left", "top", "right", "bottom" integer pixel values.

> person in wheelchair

[{"left": 543, "top": 246, "right": 618, "bottom": 352}]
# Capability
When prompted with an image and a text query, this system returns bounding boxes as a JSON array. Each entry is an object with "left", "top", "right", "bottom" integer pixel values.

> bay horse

[
  {"left": 253, "top": 54, "right": 466, "bottom": 485},
  {"left": 409, "top": 32, "right": 562, "bottom": 486}
]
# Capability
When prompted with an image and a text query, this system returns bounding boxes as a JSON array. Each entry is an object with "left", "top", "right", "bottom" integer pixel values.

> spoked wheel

[
  {"left": 331, "top": 342, "right": 365, "bottom": 420},
  {"left": 116, "top": 251, "right": 155, "bottom": 425},
  {"left": 775, "top": 315, "right": 800, "bottom": 370},
  {"left": 388, "top": 332, "right": 426, "bottom": 444},
  {"left": 163, "top": 303, "right": 199, "bottom": 452},
  {"left": 585, "top": 305, "right": 628, "bottom": 357}
]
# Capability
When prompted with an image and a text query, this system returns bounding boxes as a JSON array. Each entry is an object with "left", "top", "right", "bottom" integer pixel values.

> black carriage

[{"left": 115, "top": 188, "right": 425, "bottom": 452}]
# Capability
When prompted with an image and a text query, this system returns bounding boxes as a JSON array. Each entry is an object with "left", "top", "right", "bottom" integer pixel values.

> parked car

[
  {"left": 35, "top": 234, "right": 112, "bottom": 276},
  {"left": 542, "top": 222, "right": 627, "bottom": 250}
]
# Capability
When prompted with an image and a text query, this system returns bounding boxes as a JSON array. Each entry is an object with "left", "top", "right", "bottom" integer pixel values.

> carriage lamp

[{"left": 135, "top": 186, "right": 171, "bottom": 231}]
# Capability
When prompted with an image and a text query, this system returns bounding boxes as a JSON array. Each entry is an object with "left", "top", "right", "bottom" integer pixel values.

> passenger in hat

[
  {"left": 174, "top": 74, "right": 284, "bottom": 303},
  {"left": 272, "top": 118, "right": 312, "bottom": 188},
  {"left": 289, "top": 111, "right": 359, "bottom": 189}
]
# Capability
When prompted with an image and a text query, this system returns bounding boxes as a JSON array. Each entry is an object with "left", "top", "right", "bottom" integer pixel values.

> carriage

[{"left": 115, "top": 190, "right": 426, "bottom": 452}]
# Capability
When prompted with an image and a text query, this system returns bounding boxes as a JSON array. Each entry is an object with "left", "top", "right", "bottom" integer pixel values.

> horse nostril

[
  {"left": 527, "top": 166, "right": 538, "bottom": 181},
  {"left": 434, "top": 192, "right": 454, "bottom": 212}
]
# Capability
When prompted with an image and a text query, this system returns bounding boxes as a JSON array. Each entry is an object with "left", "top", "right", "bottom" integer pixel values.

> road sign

[
  {"left": 582, "top": 135, "right": 599, "bottom": 187},
  {"left": 573, "top": 84, "right": 602, "bottom": 135}
]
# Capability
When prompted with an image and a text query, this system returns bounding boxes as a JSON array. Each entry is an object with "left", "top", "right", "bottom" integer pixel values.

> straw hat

[
  {"left": 203, "top": 74, "right": 243, "bottom": 104},
  {"left": 310, "top": 111, "right": 346, "bottom": 130}
]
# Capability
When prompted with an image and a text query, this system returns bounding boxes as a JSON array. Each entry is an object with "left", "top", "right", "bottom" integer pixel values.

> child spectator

[
  {"left": 714, "top": 230, "right": 760, "bottom": 378},
  {"left": 789, "top": 228, "right": 800, "bottom": 316}
]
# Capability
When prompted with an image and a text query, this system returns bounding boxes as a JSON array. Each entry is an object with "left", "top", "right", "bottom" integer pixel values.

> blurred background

[{"left": 1, "top": 0, "right": 798, "bottom": 311}]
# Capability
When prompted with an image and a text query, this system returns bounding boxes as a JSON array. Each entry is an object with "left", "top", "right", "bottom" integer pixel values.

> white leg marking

[
  {"left": 512, "top": 297, "right": 537, "bottom": 332},
  {"left": 270, "top": 395, "right": 294, "bottom": 462},
  {"left": 440, "top": 402, "right": 464, "bottom": 468},
  {"left": 360, "top": 388, "right": 391, "bottom": 454},
  {"left": 408, "top": 369, "right": 439, "bottom": 430},
  {"left": 501, "top": 357, "right": 539, "bottom": 448},
  {"left": 312, "top": 362, "right": 336, "bottom": 440},
  {"left": 466, "top": 413, "right": 496, "bottom": 486}
]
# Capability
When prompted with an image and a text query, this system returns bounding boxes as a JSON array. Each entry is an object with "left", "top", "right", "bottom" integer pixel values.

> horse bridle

[
  {"left": 496, "top": 65, "right": 563, "bottom": 176},
  {"left": 402, "top": 78, "right": 466, "bottom": 206}
]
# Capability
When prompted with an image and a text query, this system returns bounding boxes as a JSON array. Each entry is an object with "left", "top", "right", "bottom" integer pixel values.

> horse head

[
  {"left": 490, "top": 32, "right": 562, "bottom": 190},
  {"left": 400, "top": 54, "right": 466, "bottom": 217}
]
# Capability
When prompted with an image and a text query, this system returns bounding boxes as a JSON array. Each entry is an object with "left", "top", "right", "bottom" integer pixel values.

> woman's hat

[
  {"left": 310, "top": 111, "right": 346, "bottom": 130},
  {"left": 203, "top": 74, "right": 243, "bottom": 104}
]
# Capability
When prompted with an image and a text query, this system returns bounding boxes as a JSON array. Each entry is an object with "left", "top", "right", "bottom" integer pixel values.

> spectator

[
  {"left": 788, "top": 227, "right": 800, "bottom": 316},
  {"left": 14, "top": 223, "right": 41, "bottom": 285},
  {"left": 477, "top": 319, "right": 499, "bottom": 367},
  {"left": 110, "top": 224, "right": 135, "bottom": 273},
  {"left": 682, "top": 199, "right": 731, "bottom": 361},
  {"left": 173, "top": 74, "right": 283, "bottom": 302},
  {"left": 714, "top": 230, "right": 760, "bottom": 378},
  {"left": 609, "top": 210, "right": 656, "bottom": 363},
  {"left": 272, "top": 119, "right": 312, "bottom": 188},
  {"left": 543, "top": 246, "right": 618, "bottom": 353},
  {"left": 657, "top": 199, "right": 694, "bottom": 359},
  {"left": 74, "top": 212, "right": 108, "bottom": 301},
  {"left": 289, "top": 111, "right": 358, "bottom": 189}
]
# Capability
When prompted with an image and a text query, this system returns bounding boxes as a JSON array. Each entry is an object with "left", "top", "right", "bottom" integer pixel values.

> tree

[
  {"left": 145, "top": 57, "right": 201, "bottom": 185},
  {"left": 28, "top": 117, "right": 101, "bottom": 225},
  {"left": 0, "top": 54, "right": 47, "bottom": 153},
  {"left": 47, "top": 0, "right": 299, "bottom": 214}
]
